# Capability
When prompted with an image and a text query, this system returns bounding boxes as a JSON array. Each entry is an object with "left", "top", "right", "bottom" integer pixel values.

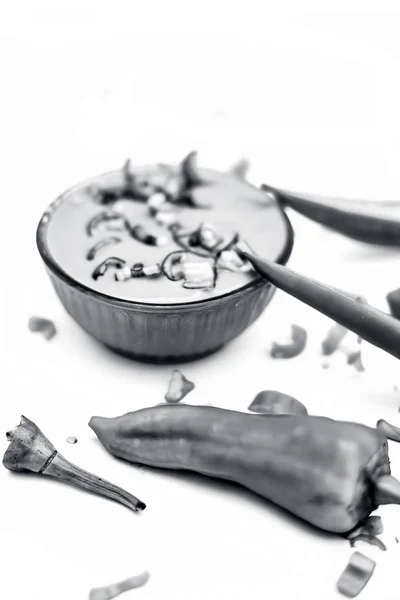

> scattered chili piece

[
  {"left": 66, "top": 436, "right": 78, "bottom": 444},
  {"left": 322, "top": 323, "right": 348, "bottom": 356},
  {"left": 350, "top": 534, "right": 387, "bottom": 551},
  {"left": 270, "top": 325, "right": 308, "bottom": 359},
  {"left": 336, "top": 552, "right": 376, "bottom": 598},
  {"left": 248, "top": 390, "right": 308, "bottom": 416},
  {"left": 28, "top": 317, "right": 57, "bottom": 341},
  {"left": 346, "top": 349, "right": 365, "bottom": 373},
  {"left": 165, "top": 370, "right": 195, "bottom": 403},
  {"left": 89, "top": 570, "right": 150, "bottom": 600}
]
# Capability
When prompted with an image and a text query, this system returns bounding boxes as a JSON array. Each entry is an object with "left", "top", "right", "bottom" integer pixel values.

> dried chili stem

[{"left": 3, "top": 416, "right": 145, "bottom": 512}]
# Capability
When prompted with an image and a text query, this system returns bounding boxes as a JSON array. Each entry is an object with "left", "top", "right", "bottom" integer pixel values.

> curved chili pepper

[
  {"left": 241, "top": 251, "right": 400, "bottom": 361},
  {"left": 261, "top": 183, "right": 400, "bottom": 246},
  {"left": 90, "top": 405, "right": 400, "bottom": 534}
]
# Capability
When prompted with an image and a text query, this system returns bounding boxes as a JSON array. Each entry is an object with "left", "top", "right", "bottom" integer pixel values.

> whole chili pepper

[
  {"left": 240, "top": 251, "right": 400, "bottom": 361},
  {"left": 89, "top": 405, "right": 400, "bottom": 534},
  {"left": 261, "top": 183, "right": 400, "bottom": 246}
]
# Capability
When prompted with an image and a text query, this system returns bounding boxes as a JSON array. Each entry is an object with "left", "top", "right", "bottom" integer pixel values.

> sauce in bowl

[{"left": 42, "top": 152, "right": 289, "bottom": 304}]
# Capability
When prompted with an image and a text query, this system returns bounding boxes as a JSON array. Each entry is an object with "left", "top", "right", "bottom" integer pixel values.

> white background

[{"left": 1, "top": 1, "right": 400, "bottom": 598}]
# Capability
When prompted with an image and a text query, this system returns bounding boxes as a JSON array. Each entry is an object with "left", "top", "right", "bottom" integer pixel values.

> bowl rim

[{"left": 36, "top": 171, "right": 295, "bottom": 311}]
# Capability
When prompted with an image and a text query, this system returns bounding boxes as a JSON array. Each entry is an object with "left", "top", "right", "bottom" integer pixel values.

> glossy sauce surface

[{"left": 43, "top": 161, "right": 290, "bottom": 304}]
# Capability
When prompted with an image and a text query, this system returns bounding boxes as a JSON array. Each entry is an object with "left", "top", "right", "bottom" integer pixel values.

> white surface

[{"left": 2, "top": 2, "right": 400, "bottom": 599}]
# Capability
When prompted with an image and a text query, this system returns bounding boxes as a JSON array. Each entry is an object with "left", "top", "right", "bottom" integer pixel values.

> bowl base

[{"left": 103, "top": 343, "right": 225, "bottom": 365}]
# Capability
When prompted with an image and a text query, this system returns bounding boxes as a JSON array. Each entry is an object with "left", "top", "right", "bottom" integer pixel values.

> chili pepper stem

[
  {"left": 3, "top": 416, "right": 146, "bottom": 513},
  {"left": 43, "top": 453, "right": 146, "bottom": 512},
  {"left": 374, "top": 475, "right": 400, "bottom": 505}
]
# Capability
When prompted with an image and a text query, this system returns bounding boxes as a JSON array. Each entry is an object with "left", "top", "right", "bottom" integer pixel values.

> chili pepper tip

[{"left": 374, "top": 474, "right": 400, "bottom": 505}]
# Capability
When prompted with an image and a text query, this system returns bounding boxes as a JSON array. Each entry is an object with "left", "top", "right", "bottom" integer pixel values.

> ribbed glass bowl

[{"left": 36, "top": 176, "right": 294, "bottom": 364}]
